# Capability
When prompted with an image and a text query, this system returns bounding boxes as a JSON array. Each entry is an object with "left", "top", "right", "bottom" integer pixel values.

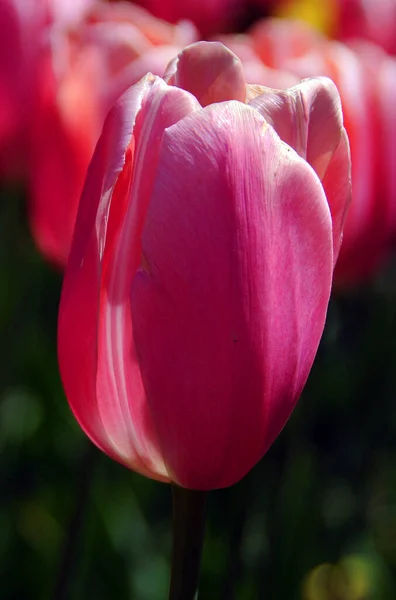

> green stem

[{"left": 168, "top": 484, "right": 207, "bottom": 600}]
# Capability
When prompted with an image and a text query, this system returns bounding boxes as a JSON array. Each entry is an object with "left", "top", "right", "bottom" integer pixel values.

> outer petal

[
  {"left": 249, "top": 76, "right": 351, "bottom": 263},
  {"left": 58, "top": 75, "right": 200, "bottom": 481},
  {"left": 164, "top": 41, "right": 246, "bottom": 106},
  {"left": 131, "top": 102, "right": 333, "bottom": 489}
]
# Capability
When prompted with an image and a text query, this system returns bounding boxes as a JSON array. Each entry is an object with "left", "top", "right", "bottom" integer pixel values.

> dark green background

[{"left": 1, "top": 185, "right": 396, "bottom": 599}]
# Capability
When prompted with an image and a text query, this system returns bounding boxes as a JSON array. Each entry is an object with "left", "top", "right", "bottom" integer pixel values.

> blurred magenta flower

[
  {"left": 58, "top": 42, "right": 351, "bottom": 489},
  {"left": 0, "top": 0, "right": 46, "bottom": 177},
  {"left": 28, "top": 1, "right": 196, "bottom": 268}
]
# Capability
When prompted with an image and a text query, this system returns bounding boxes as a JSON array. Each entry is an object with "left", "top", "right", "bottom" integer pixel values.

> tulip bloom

[
  {"left": 58, "top": 42, "right": 350, "bottom": 490},
  {"left": 29, "top": 1, "right": 196, "bottom": 268}
]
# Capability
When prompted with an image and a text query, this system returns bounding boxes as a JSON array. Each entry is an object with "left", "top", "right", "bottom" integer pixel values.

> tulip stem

[{"left": 168, "top": 484, "right": 207, "bottom": 600}]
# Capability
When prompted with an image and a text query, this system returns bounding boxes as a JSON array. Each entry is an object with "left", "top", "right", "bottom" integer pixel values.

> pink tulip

[
  {"left": 58, "top": 42, "right": 350, "bottom": 489},
  {"left": 29, "top": 1, "right": 196, "bottom": 268}
]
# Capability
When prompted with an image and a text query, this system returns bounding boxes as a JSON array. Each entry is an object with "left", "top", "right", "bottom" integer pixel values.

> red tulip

[
  {"left": 58, "top": 42, "right": 350, "bottom": 489},
  {"left": 29, "top": 1, "right": 196, "bottom": 268}
]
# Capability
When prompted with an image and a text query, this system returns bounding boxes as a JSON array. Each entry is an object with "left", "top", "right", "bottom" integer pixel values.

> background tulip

[
  {"left": 0, "top": 0, "right": 46, "bottom": 178},
  {"left": 0, "top": 0, "right": 93, "bottom": 179},
  {"left": 336, "top": 0, "right": 396, "bottom": 55},
  {"left": 58, "top": 42, "right": 350, "bottom": 490},
  {"left": 28, "top": 1, "right": 196, "bottom": 268},
  {"left": 270, "top": 0, "right": 396, "bottom": 55},
  {"left": 221, "top": 18, "right": 395, "bottom": 286}
]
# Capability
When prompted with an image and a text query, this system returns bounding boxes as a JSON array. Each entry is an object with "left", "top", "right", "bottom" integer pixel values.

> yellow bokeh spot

[
  {"left": 302, "top": 556, "right": 373, "bottom": 600},
  {"left": 275, "top": 0, "right": 340, "bottom": 37}
]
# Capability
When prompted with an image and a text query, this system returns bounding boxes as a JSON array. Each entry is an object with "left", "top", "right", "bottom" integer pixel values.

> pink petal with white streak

[{"left": 58, "top": 75, "right": 200, "bottom": 481}]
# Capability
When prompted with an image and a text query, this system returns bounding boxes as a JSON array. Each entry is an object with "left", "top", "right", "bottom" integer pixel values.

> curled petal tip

[{"left": 164, "top": 41, "right": 246, "bottom": 106}]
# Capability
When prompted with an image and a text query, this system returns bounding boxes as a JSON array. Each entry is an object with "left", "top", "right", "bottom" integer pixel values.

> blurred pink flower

[
  {"left": 0, "top": 0, "right": 93, "bottom": 178},
  {"left": 0, "top": 0, "right": 46, "bottom": 177},
  {"left": 28, "top": 1, "right": 196, "bottom": 267},
  {"left": 227, "top": 18, "right": 396, "bottom": 286}
]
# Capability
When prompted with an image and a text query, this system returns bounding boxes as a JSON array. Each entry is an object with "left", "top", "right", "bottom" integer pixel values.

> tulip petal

[
  {"left": 164, "top": 41, "right": 246, "bottom": 106},
  {"left": 58, "top": 75, "right": 199, "bottom": 480},
  {"left": 249, "top": 76, "right": 351, "bottom": 263},
  {"left": 131, "top": 102, "right": 333, "bottom": 489}
]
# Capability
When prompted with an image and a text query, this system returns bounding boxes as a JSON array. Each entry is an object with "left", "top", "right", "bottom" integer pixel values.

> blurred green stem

[
  {"left": 221, "top": 477, "right": 251, "bottom": 600},
  {"left": 168, "top": 485, "right": 207, "bottom": 600},
  {"left": 52, "top": 443, "right": 97, "bottom": 600}
]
